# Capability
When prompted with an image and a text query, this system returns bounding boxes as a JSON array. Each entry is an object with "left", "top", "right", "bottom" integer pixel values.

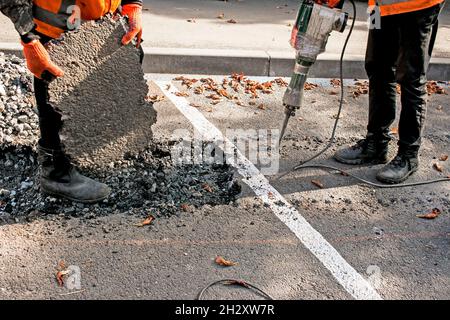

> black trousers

[
  {"left": 34, "top": 41, "right": 145, "bottom": 150},
  {"left": 365, "top": 3, "right": 443, "bottom": 155}
]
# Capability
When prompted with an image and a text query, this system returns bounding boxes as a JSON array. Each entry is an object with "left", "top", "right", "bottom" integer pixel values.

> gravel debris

[{"left": 0, "top": 54, "right": 241, "bottom": 224}]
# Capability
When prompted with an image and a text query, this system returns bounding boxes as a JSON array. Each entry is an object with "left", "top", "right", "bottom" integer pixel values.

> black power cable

[
  {"left": 280, "top": 0, "right": 450, "bottom": 188},
  {"left": 197, "top": 279, "right": 274, "bottom": 300}
]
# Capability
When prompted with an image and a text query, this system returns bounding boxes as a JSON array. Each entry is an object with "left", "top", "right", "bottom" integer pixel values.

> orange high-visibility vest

[
  {"left": 33, "top": 0, "right": 122, "bottom": 39},
  {"left": 368, "top": 0, "right": 444, "bottom": 16}
]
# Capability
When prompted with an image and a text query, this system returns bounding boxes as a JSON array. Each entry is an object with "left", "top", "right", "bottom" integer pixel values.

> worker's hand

[
  {"left": 21, "top": 40, "right": 64, "bottom": 80},
  {"left": 121, "top": 4, "right": 143, "bottom": 48}
]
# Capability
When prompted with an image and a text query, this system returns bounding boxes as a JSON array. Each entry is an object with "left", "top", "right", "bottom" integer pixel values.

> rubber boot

[
  {"left": 376, "top": 150, "right": 419, "bottom": 184},
  {"left": 38, "top": 145, "right": 111, "bottom": 203},
  {"left": 334, "top": 136, "right": 390, "bottom": 165}
]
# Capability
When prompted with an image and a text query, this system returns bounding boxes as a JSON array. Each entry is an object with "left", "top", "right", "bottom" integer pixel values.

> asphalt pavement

[{"left": 0, "top": 74, "right": 448, "bottom": 300}]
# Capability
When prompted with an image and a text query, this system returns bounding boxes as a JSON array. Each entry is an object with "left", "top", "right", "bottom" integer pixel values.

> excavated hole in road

[{"left": 0, "top": 142, "right": 241, "bottom": 224}]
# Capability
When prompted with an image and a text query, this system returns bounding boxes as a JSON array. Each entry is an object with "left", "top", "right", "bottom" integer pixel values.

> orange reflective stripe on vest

[
  {"left": 32, "top": 0, "right": 122, "bottom": 39},
  {"left": 368, "top": 0, "right": 444, "bottom": 16}
]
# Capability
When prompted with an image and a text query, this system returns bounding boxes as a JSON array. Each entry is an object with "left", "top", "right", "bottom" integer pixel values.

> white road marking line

[{"left": 155, "top": 80, "right": 382, "bottom": 300}]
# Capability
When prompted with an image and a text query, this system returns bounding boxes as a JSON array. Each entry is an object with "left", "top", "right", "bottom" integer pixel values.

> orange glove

[
  {"left": 315, "top": 0, "right": 341, "bottom": 8},
  {"left": 121, "top": 4, "right": 143, "bottom": 48},
  {"left": 22, "top": 40, "right": 64, "bottom": 80}
]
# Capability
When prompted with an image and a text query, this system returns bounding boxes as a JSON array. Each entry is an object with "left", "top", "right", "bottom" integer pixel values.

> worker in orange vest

[
  {"left": 334, "top": 0, "right": 445, "bottom": 184},
  {"left": 0, "top": 0, "right": 143, "bottom": 203}
]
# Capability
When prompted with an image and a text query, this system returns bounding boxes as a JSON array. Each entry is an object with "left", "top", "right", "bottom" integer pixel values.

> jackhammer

[{"left": 280, "top": 0, "right": 348, "bottom": 143}]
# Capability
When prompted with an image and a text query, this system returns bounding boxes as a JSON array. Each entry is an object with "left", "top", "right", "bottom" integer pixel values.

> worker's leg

[
  {"left": 34, "top": 77, "right": 63, "bottom": 150},
  {"left": 396, "top": 4, "right": 442, "bottom": 154},
  {"left": 365, "top": 15, "right": 400, "bottom": 145},
  {"left": 334, "top": 15, "right": 399, "bottom": 165},
  {"left": 376, "top": 4, "right": 443, "bottom": 184}
]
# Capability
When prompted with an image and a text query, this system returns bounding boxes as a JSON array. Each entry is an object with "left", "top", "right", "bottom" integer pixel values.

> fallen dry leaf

[
  {"left": 227, "top": 19, "right": 237, "bottom": 24},
  {"left": 426, "top": 81, "right": 447, "bottom": 95},
  {"left": 311, "top": 180, "right": 324, "bottom": 189},
  {"left": 217, "top": 13, "right": 225, "bottom": 19},
  {"left": 202, "top": 183, "right": 213, "bottom": 193},
  {"left": 304, "top": 82, "right": 318, "bottom": 91},
  {"left": 56, "top": 269, "right": 70, "bottom": 287},
  {"left": 390, "top": 127, "right": 398, "bottom": 135},
  {"left": 417, "top": 208, "right": 441, "bottom": 220},
  {"left": 136, "top": 215, "right": 155, "bottom": 227},
  {"left": 146, "top": 94, "right": 165, "bottom": 103},
  {"left": 352, "top": 80, "right": 369, "bottom": 98},
  {"left": 274, "top": 78, "right": 288, "bottom": 87},
  {"left": 330, "top": 79, "right": 341, "bottom": 87},
  {"left": 181, "top": 203, "right": 192, "bottom": 212},
  {"left": 187, "top": 18, "right": 196, "bottom": 23},
  {"left": 439, "top": 154, "right": 448, "bottom": 162},
  {"left": 258, "top": 104, "right": 266, "bottom": 110},
  {"left": 433, "top": 163, "right": 444, "bottom": 172},
  {"left": 215, "top": 256, "right": 237, "bottom": 267},
  {"left": 175, "top": 92, "right": 189, "bottom": 97}
]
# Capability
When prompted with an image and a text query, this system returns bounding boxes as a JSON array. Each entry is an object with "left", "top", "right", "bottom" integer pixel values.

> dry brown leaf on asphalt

[
  {"left": 217, "top": 89, "right": 231, "bottom": 99},
  {"left": 426, "top": 81, "right": 447, "bottom": 95},
  {"left": 202, "top": 183, "right": 213, "bottom": 193},
  {"left": 390, "top": 127, "right": 398, "bottom": 135},
  {"left": 304, "top": 82, "right": 318, "bottom": 90},
  {"left": 181, "top": 203, "right": 192, "bottom": 213},
  {"left": 135, "top": 215, "right": 155, "bottom": 227},
  {"left": 330, "top": 79, "right": 341, "bottom": 87},
  {"left": 439, "top": 154, "right": 448, "bottom": 162},
  {"left": 206, "top": 94, "right": 221, "bottom": 101},
  {"left": 417, "top": 208, "right": 441, "bottom": 220},
  {"left": 274, "top": 78, "right": 288, "bottom": 87},
  {"left": 215, "top": 256, "right": 237, "bottom": 267},
  {"left": 433, "top": 163, "right": 444, "bottom": 172},
  {"left": 187, "top": 19, "right": 196, "bottom": 23},
  {"left": 165, "top": 84, "right": 171, "bottom": 90},
  {"left": 217, "top": 13, "right": 225, "bottom": 19},
  {"left": 436, "top": 105, "right": 443, "bottom": 111},
  {"left": 56, "top": 270, "right": 70, "bottom": 287},
  {"left": 227, "top": 19, "right": 237, "bottom": 24},
  {"left": 311, "top": 180, "right": 324, "bottom": 189},
  {"left": 231, "top": 73, "right": 246, "bottom": 83},
  {"left": 258, "top": 104, "right": 266, "bottom": 110},
  {"left": 175, "top": 92, "right": 189, "bottom": 97},
  {"left": 189, "top": 103, "right": 202, "bottom": 108},
  {"left": 146, "top": 94, "right": 165, "bottom": 103},
  {"left": 194, "top": 86, "right": 205, "bottom": 95}
]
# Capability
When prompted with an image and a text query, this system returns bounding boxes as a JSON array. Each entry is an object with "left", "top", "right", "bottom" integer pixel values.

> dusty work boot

[
  {"left": 334, "top": 137, "right": 389, "bottom": 165},
  {"left": 38, "top": 145, "right": 111, "bottom": 203},
  {"left": 376, "top": 151, "right": 419, "bottom": 184}
]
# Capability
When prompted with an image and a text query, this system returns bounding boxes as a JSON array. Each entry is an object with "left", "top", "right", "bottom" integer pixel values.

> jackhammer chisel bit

[{"left": 279, "top": 0, "right": 348, "bottom": 143}]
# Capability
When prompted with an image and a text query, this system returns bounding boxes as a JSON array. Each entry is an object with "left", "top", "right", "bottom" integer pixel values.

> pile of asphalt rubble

[{"left": 0, "top": 53, "right": 240, "bottom": 223}]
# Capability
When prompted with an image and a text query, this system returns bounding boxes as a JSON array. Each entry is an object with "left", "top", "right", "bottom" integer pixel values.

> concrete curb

[{"left": 1, "top": 43, "right": 449, "bottom": 80}]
